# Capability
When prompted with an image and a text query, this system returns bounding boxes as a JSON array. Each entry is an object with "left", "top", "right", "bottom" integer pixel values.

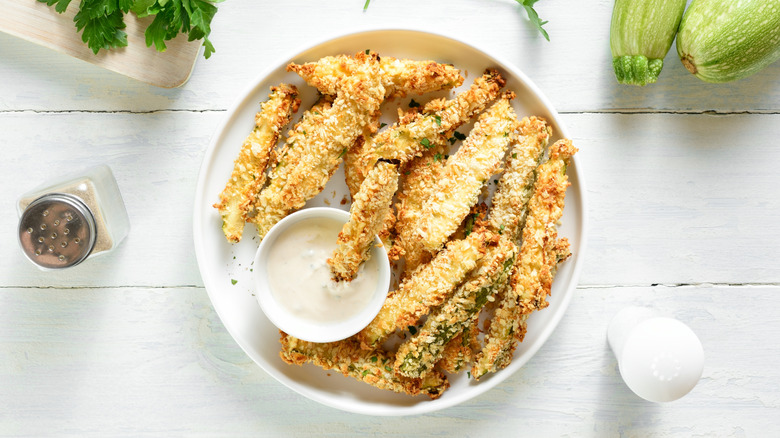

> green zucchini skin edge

[
  {"left": 610, "top": 0, "right": 688, "bottom": 86},
  {"left": 677, "top": 0, "right": 780, "bottom": 83}
]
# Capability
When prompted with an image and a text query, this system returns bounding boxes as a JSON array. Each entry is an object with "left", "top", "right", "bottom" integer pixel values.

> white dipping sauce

[{"left": 266, "top": 217, "right": 380, "bottom": 324}]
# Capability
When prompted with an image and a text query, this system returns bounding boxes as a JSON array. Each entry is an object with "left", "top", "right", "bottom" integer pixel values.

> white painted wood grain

[
  {"left": 1, "top": 0, "right": 780, "bottom": 113},
  {"left": 1, "top": 286, "right": 777, "bottom": 436}
]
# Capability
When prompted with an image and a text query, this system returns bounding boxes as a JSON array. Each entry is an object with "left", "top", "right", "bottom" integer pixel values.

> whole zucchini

[
  {"left": 610, "top": 0, "right": 688, "bottom": 86},
  {"left": 677, "top": 0, "right": 780, "bottom": 83}
]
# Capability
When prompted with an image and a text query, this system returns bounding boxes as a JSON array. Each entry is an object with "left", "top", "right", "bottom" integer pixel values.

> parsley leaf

[
  {"left": 38, "top": 0, "right": 221, "bottom": 58},
  {"left": 70, "top": 0, "right": 133, "bottom": 54},
  {"left": 515, "top": 0, "right": 550, "bottom": 41}
]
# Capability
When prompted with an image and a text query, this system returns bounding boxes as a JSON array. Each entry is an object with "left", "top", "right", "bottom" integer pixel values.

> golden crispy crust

[
  {"left": 328, "top": 161, "right": 399, "bottom": 282},
  {"left": 279, "top": 333, "right": 449, "bottom": 399},
  {"left": 416, "top": 93, "right": 520, "bottom": 253},
  {"left": 213, "top": 84, "right": 300, "bottom": 242},
  {"left": 394, "top": 235, "right": 517, "bottom": 379},
  {"left": 348, "top": 70, "right": 506, "bottom": 192},
  {"left": 391, "top": 143, "right": 448, "bottom": 271},
  {"left": 437, "top": 314, "right": 481, "bottom": 374},
  {"left": 472, "top": 139, "right": 577, "bottom": 380},
  {"left": 288, "top": 55, "right": 464, "bottom": 99},
  {"left": 488, "top": 116, "right": 551, "bottom": 241},
  {"left": 252, "top": 52, "right": 386, "bottom": 239},
  {"left": 356, "top": 229, "right": 493, "bottom": 350}
]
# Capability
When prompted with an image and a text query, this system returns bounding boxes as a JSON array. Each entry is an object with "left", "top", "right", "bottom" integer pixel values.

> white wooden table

[{"left": 2, "top": 0, "right": 779, "bottom": 435}]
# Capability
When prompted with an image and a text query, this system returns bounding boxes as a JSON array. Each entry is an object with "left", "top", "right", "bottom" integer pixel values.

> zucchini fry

[
  {"left": 373, "top": 69, "right": 505, "bottom": 163},
  {"left": 391, "top": 143, "right": 448, "bottom": 272},
  {"left": 472, "top": 139, "right": 577, "bottom": 380},
  {"left": 394, "top": 234, "right": 517, "bottom": 379},
  {"left": 351, "top": 70, "right": 506, "bottom": 190},
  {"left": 416, "top": 93, "right": 520, "bottom": 253},
  {"left": 488, "top": 116, "right": 552, "bottom": 240},
  {"left": 328, "top": 161, "right": 399, "bottom": 282},
  {"left": 356, "top": 229, "right": 493, "bottom": 350},
  {"left": 288, "top": 55, "right": 464, "bottom": 98},
  {"left": 437, "top": 314, "right": 481, "bottom": 374},
  {"left": 252, "top": 52, "right": 386, "bottom": 239},
  {"left": 279, "top": 333, "right": 449, "bottom": 399},
  {"left": 213, "top": 84, "right": 300, "bottom": 242}
]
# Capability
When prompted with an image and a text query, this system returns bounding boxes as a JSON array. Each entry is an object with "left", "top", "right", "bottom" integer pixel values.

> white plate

[{"left": 193, "top": 29, "right": 588, "bottom": 416}]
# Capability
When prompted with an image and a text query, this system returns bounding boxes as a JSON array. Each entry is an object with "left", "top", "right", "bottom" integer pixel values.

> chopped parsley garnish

[
  {"left": 408, "top": 325, "right": 418, "bottom": 335},
  {"left": 337, "top": 148, "right": 347, "bottom": 158},
  {"left": 230, "top": 279, "right": 237, "bottom": 285},
  {"left": 512, "top": 153, "right": 518, "bottom": 159},
  {"left": 434, "top": 115, "right": 442, "bottom": 127},
  {"left": 420, "top": 138, "right": 433, "bottom": 149},
  {"left": 409, "top": 99, "right": 421, "bottom": 108},
  {"left": 434, "top": 153, "right": 443, "bottom": 162},
  {"left": 380, "top": 122, "right": 387, "bottom": 129},
  {"left": 453, "top": 131, "right": 467, "bottom": 141}
]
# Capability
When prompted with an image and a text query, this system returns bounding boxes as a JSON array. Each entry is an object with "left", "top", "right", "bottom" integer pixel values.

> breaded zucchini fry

[
  {"left": 252, "top": 52, "right": 386, "bottom": 239},
  {"left": 279, "top": 333, "right": 449, "bottom": 399},
  {"left": 356, "top": 229, "right": 493, "bottom": 350},
  {"left": 373, "top": 69, "right": 506, "bottom": 163},
  {"left": 472, "top": 139, "right": 577, "bottom": 380},
  {"left": 416, "top": 93, "right": 520, "bottom": 253},
  {"left": 391, "top": 143, "right": 448, "bottom": 272},
  {"left": 437, "top": 314, "right": 481, "bottom": 374},
  {"left": 328, "top": 161, "right": 399, "bottom": 282},
  {"left": 213, "top": 84, "right": 300, "bottom": 242},
  {"left": 394, "top": 235, "right": 517, "bottom": 378},
  {"left": 488, "top": 116, "right": 552, "bottom": 240},
  {"left": 288, "top": 55, "right": 464, "bottom": 98}
]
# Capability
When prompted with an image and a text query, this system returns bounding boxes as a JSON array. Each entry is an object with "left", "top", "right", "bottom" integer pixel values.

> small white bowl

[{"left": 253, "top": 207, "right": 391, "bottom": 343}]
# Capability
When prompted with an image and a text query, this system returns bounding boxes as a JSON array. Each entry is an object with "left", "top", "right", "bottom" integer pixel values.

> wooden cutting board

[{"left": 0, "top": 0, "right": 201, "bottom": 88}]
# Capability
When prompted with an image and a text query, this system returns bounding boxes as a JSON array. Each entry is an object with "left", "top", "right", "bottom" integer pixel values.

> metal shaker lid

[{"left": 18, "top": 193, "right": 97, "bottom": 269}]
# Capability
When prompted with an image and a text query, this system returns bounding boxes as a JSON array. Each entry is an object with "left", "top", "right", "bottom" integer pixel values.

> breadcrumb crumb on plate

[{"left": 192, "top": 29, "right": 587, "bottom": 416}]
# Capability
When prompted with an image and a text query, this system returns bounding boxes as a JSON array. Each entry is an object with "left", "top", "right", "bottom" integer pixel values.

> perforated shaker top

[{"left": 18, "top": 193, "right": 97, "bottom": 269}]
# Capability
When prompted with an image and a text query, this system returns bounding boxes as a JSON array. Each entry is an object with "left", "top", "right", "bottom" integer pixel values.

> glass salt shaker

[{"left": 17, "top": 165, "right": 130, "bottom": 270}]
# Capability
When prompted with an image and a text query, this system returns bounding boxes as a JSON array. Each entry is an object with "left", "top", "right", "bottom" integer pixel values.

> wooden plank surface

[
  {"left": 0, "top": 0, "right": 201, "bottom": 88},
  {"left": 1, "top": 286, "right": 777, "bottom": 436}
]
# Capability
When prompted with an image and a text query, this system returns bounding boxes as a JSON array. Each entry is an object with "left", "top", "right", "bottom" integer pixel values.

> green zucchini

[
  {"left": 610, "top": 0, "right": 688, "bottom": 85},
  {"left": 677, "top": 0, "right": 780, "bottom": 83}
]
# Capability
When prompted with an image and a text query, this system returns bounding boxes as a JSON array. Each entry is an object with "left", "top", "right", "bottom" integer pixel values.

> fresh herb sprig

[
  {"left": 515, "top": 0, "right": 549, "bottom": 41},
  {"left": 37, "top": 0, "right": 221, "bottom": 58}
]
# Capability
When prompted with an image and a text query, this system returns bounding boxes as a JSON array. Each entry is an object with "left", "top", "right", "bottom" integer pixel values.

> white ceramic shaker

[{"left": 608, "top": 306, "right": 704, "bottom": 402}]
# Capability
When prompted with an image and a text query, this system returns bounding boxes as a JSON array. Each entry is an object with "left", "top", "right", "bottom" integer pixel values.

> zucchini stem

[{"left": 612, "top": 55, "right": 663, "bottom": 86}]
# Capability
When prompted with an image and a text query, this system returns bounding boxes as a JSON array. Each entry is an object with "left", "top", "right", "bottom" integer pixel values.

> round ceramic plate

[{"left": 193, "top": 29, "right": 587, "bottom": 416}]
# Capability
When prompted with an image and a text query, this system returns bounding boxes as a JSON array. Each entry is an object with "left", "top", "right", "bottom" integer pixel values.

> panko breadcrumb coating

[
  {"left": 279, "top": 333, "right": 449, "bottom": 399},
  {"left": 328, "top": 161, "right": 399, "bottom": 282},
  {"left": 350, "top": 70, "right": 506, "bottom": 190},
  {"left": 356, "top": 229, "right": 494, "bottom": 351},
  {"left": 394, "top": 234, "right": 517, "bottom": 379},
  {"left": 437, "top": 314, "right": 481, "bottom": 374},
  {"left": 288, "top": 55, "right": 464, "bottom": 99},
  {"left": 391, "top": 142, "right": 448, "bottom": 272},
  {"left": 416, "top": 92, "right": 520, "bottom": 253},
  {"left": 472, "top": 139, "right": 576, "bottom": 380},
  {"left": 213, "top": 84, "right": 300, "bottom": 242},
  {"left": 488, "top": 116, "right": 552, "bottom": 240}
]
